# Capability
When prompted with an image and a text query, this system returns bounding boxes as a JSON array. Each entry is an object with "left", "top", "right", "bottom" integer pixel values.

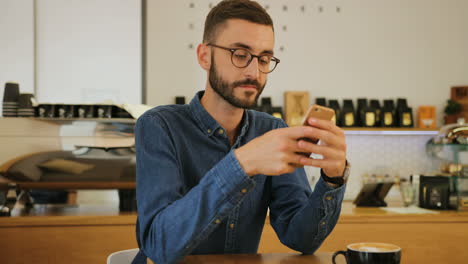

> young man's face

[{"left": 208, "top": 19, "right": 275, "bottom": 109}]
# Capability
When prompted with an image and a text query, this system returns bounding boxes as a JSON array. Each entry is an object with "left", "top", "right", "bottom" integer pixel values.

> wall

[
  {"left": 35, "top": 0, "right": 142, "bottom": 104},
  {"left": 146, "top": 0, "right": 468, "bottom": 127},
  {"left": 0, "top": 0, "right": 34, "bottom": 114},
  {"left": 0, "top": 0, "right": 142, "bottom": 109}
]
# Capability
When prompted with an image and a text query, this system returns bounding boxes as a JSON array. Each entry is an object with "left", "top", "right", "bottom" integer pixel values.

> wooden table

[{"left": 178, "top": 253, "right": 343, "bottom": 264}]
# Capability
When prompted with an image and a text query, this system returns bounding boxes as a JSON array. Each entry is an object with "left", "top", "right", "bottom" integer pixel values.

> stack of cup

[
  {"left": 2, "top": 82, "right": 20, "bottom": 117},
  {"left": 18, "top": 93, "right": 35, "bottom": 117}
]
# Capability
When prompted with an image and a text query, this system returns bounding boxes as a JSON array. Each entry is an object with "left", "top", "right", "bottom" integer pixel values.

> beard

[{"left": 208, "top": 57, "right": 266, "bottom": 109}]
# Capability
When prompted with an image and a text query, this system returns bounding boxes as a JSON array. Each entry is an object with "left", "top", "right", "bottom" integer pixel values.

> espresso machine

[{"left": 425, "top": 121, "right": 468, "bottom": 210}]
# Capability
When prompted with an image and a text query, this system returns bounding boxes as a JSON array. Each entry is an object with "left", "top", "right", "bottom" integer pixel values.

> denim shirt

[{"left": 133, "top": 91, "right": 346, "bottom": 264}]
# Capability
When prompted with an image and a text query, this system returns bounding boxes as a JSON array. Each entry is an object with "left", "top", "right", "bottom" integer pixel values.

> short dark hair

[{"left": 203, "top": 0, "right": 274, "bottom": 43}]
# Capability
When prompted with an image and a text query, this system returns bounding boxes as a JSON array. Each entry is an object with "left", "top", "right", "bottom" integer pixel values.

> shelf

[
  {"left": 343, "top": 128, "right": 439, "bottom": 135},
  {"left": 426, "top": 142, "right": 468, "bottom": 163},
  {"left": 427, "top": 143, "right": 468, "bottom": 147},
  {"left": 31, "top": 117, "right": 136, "bottom": 124}
]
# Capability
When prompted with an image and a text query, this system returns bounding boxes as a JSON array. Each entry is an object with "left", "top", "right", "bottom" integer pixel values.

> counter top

[
  {"left": 2, "top": 201, "right": 467, "bottom": 227},
  {"left": 337, "top": 201, "right": 468, "bottom": 223},
  {"left": 0, "top": 204, "right": 136, "bottom": 227}
]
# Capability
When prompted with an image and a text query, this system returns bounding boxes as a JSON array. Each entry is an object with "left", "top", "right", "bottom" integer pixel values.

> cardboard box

[
  {"left": 284, "top": 91, "right": 309, "bottom": 126},
  {"left": 417, "top": 106, "right": 436, "bottom": 128}
]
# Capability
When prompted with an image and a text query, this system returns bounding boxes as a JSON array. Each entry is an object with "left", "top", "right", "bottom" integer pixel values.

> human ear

[{"left": 196, "top": 44, "right": 211, "bottom": 71}]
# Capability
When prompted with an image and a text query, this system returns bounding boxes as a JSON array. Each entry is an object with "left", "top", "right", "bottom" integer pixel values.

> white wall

[
  {"left": 146, "top": 0, "right": 468, "bottom": 127},
  {"left": 35, "top": 0, "right": 142, "bottom": 104},
  {"left": 1, "top": 0, "right": 141, "bottom": 111},
  {"left": 0, "top": 0, "right": 34, "bottom": 114}
]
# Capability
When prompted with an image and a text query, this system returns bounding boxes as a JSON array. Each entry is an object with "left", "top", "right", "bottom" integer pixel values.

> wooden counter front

[
  {"left": 0, "top": 205, "right": 138, "bottom": 264},
  {"left": 1, "top": 202, "right": 467, "bottom": 264}
]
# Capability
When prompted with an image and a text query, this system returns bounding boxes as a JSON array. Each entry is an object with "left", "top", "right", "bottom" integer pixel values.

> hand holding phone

[
  {"left": 234, "top": 105, "right": 340, "bottom": 176},
  {"left": 301, "top": 104, "right": 335, "bottom": 144}
]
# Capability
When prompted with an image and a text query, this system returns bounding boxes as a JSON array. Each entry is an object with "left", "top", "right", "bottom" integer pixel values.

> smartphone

[
  {"left": 302, "top": 104, "right": 335, "bottom": 125},
  {"left": 300, "top": 104, "right": 335, "bottom": 144}
]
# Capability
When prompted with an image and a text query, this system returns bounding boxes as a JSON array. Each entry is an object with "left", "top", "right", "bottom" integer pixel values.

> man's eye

[
  {"left": 259, "top": 57, "right": 271, "bottom": 64},
  {"left": 235, "top": 54, "right": 248, "bottom": 59}
]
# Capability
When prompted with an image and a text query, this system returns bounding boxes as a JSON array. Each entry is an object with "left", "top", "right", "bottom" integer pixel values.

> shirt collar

[{"left": 189, "top": 90, "right": 250, "bottom": 138}]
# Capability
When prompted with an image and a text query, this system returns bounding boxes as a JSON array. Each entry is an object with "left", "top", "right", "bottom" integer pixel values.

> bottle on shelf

[
  {"left": 381, "top": 99, "right": 396, "bottom": 127},
  {"left": 340, "top": 99, "right": 356, "bottom": 127},
  {"left": 258, "top": 97, "right": 283, "bottom": 119},
  {"left": 396, "top": 98, "right": 414, "bottom": 127},
  {"left": 315, "top": 97, "right": 327, "bottom": 107},
  {"left": 370, "top": 99, "right": 382, "bottom": 127},
  {"left": 270, "top": 107, "right": 284, "bottom": 119},
  {"left": 260, "top": 97, "right": 272, "bottom": 114},
  {"left": 358, "top": 98, "right": 377, "bottom": 128},
  {"left": 328, "top": 99, "right": 341, "bottom": 126},
  {"left": 357, "top": 98, "right": 367, "bottom": 127},
  {"left": 175, "top": 96, "right": 186, "bottom": 105}
]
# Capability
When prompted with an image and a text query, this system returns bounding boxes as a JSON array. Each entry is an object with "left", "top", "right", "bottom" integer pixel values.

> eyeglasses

[{"left": 206, "top": 43, "right": 280, "bottom": 74}]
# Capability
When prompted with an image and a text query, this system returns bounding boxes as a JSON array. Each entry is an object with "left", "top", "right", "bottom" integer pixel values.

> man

[{"left": 133, "top": 1, "right": 349, "bottom": 263}]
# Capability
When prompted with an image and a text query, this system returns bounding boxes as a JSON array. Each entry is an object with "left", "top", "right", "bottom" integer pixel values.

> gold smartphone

[
  {"left": 301, "top": 104, "right": 335, "bottom": 144},
  {"left": 302, "top": 104, "right": 335, "bottom": 125}
]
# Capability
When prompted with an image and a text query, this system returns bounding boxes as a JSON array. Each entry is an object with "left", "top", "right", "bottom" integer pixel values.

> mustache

[{"left": 231, "top": 79, "right": 261, "bottom": 90}]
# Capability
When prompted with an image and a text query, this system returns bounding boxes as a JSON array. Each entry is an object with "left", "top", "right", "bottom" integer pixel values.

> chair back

[{"left": 107, "top": 248, "right": 139, "bottom": 264}]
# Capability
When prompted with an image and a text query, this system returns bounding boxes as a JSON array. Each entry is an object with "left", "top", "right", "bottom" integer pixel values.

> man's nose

[{"left": 243, "top": 57, "right": 260, "bottom": 80}]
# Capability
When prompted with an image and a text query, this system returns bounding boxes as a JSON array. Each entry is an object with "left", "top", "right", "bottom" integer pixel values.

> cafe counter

[{"left": 1, "top": 201, "right": 467, "bottom": 264}]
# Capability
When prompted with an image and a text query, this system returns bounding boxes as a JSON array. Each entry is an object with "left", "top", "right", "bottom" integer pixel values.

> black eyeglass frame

[{"left": 206, "top": 43, "right": 280, "bottom": 73}]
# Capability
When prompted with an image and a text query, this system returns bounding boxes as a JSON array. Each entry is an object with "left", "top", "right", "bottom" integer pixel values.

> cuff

[
  {"left": 315, "top": 176, "right": 346, "bottom": 195},
  {"left": 315, "top": 176, "right": 346, "bottom": 215}
]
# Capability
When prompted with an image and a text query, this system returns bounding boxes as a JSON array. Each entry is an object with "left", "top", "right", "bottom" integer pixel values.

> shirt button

[
  {"left": 241, "top": 188, "right": 248, "bottom": 194},
  {"left": 215, "top": 219, "right": 221, "bottom": 224},
  {"left": 207, "top": 129, "right": 212, "bottom": 133},
  {"left": 321, "top": 221, "right": 326, "bottom": 226},
  {"left": 326, "top": 196, "right": 333, "bottom": 201},
  {"left": 229, "top": 223, "right": 235, "bottom": 229},
  {"left": 218, "top": 129, "right": 224, "bottom": 135}
]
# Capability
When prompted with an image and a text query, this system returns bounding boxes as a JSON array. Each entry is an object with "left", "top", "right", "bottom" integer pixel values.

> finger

[
  {"left": 275, "top": 129, "right": 343, "bottom": 160},
  {"left": 307, "top": 118, "right": 345, "bottom": 137},
  {"left": 299, "top": 157, "right": 343, "bottom": 173},
  {"left": 301, "top": 127, "right": 345, "bottom": 149},
  {"left": 297, "top": 140, "right": 345, "bottom": 160},
  {"left": 273, "top": 135, "right": 315, "bottom": 162},
  {"left": 289, "top": 162, "right": 305, "bottom": 168},
  {"left": 283, "top": 126, "right": 333, "bottom": 145},
  {"left": 277, "top": 136, "right": 309, "bottom": 154},
  {"left": 282, "top": 126, "right": 317, "bottom": 141},
  {"left": 271, "top": 162, "right": 299, "bottom": 175},
  {"left": 290, "top": 152, "right": 310, "bottom": 167}
]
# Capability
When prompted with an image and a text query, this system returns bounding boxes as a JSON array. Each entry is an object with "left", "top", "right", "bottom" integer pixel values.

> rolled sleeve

[
  {"left": 269, "top": 169, "right": 346, "bottom": 254},
  {"left": 311, "top": 177, "right": 346, "bottom": 243},
  {"left": 213, "top": 150, "right": 256, "bottom": 203}
]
